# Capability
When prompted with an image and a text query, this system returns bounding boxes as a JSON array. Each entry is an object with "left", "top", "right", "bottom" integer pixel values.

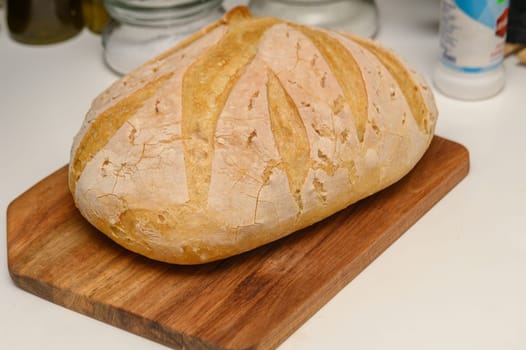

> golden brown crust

[
  {"left": 69, "top": 7, "right": 438, "bottom": 264},
  {"left": 266, "top": 69, "right": 311, "bottom": 214},
  {"left": 341, "top": 32, "right": 438, "bottom": 135},
  {"left": 181, "top": 16, "right": 280, "bottom": 207},
  {"left": 69, "top": 73, "right": 173, "bottom": 194},
  {"left": 293, "top": 25, "right": 369, "bottom": 142}
]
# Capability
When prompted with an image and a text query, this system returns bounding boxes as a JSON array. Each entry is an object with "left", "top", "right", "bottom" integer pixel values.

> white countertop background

[{"left": 1, "top": 0, "right": 525, "bottom": 349}]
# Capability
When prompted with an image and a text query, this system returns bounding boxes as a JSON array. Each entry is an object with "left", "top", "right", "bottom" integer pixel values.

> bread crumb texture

[{"left": 69, "top": 6, "right": 438, "bottom": 264}]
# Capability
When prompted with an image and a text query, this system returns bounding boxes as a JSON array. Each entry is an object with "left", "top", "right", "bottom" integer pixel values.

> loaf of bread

[{"left": 69, "top": 7, "right": 438, "bottom": 264}]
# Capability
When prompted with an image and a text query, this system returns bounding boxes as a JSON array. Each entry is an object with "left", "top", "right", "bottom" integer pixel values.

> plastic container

[{"left": 434, "top": 0, "right": 510, "bottom": 100}]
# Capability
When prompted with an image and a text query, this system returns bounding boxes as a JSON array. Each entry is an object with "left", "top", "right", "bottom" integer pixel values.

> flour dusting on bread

[{"left": 69, "top": 7, "right": 437, "bottom": 264}]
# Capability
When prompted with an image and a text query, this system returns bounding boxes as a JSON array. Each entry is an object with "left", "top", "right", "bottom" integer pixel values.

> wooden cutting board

[{"left": 7, "top": 136, "right": 469, "bottom": 350}]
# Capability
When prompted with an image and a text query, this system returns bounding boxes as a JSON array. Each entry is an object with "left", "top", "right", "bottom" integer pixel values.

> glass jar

[
  {"left": 102, "top": 0, "right": 224, "bottom": 75},
  {"left": 7, "top": 0, "right": 84, "bottom": 45},
  {"left": 248, "top": 0, "right": 379, "bottom": 38}
]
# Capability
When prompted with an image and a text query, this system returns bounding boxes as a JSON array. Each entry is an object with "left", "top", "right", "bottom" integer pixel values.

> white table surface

[{"left": 1, "top": 0, "right": 525, "bottom": 349}]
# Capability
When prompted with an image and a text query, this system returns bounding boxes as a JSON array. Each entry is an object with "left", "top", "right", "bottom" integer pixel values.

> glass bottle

[
  {"left": 7, "top": 0, "right": 84, "bottom": 45},
  {"left": 82, "top": 0, "right": 110, "bottom": 34},
  {"left": 102, "top": 0, "right": 224, "bottom": 75},
  {"left": 248, "top": 0, "right": 379, "bottom": 38}
]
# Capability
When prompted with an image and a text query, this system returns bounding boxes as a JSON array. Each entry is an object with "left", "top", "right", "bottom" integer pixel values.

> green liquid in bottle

[{"left": 7, "top": 0, "right": 84, "bottom": 45}]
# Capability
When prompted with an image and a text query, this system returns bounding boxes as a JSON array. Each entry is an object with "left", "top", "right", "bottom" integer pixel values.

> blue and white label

[{"left": 439, "top": 0, "right": 509, "bottom": 73}]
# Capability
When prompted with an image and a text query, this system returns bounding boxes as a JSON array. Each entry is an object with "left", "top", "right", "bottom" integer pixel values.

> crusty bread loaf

[{"left": 69, "top": 7, "right": 438, "bottom": 264}]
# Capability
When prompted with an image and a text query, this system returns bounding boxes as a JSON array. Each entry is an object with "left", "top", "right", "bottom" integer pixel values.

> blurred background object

[
  {"left": 248, "top": 0, "right": 379, "bottom": 38},
  {"left": 82, "top": 0, "right": 109, "bottom": 33},
  {"left": 102, "top": 0, "right": 224, "bottom": 75},
  {"left": 505, "top": 0, "right": 526, "bottom": 63},
  {"left": 434, "top": 0, "right": 510, "bottom": 100},
  {"left": 0, "top": 0, "right": 4, "bottom": 33},
  {"left": 6, "top": 0, "right": 84, "bottom": 45},
  {"left": 507, "top": 0, "right": 526, "bottom": 44}
]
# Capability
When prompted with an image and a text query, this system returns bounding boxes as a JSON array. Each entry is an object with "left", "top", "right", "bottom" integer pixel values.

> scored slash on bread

[{"left": 69, "top": 6, "right": 438, "bottom": 264}]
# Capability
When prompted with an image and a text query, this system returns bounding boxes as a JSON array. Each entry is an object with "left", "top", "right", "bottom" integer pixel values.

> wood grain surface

[{"left": 7, "top": 136, "right": 469, "bottom": 350}]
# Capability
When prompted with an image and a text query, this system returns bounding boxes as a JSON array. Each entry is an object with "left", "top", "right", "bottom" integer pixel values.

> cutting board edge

[
  {"left": 261, "top": 138, "right": 470, "bottom": 350},
  {"left": 5, "top": 136, "right": 470, "bottom": 350},
  {"left": 8, "top": 269, "right": 233, "bottom": 350}
]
